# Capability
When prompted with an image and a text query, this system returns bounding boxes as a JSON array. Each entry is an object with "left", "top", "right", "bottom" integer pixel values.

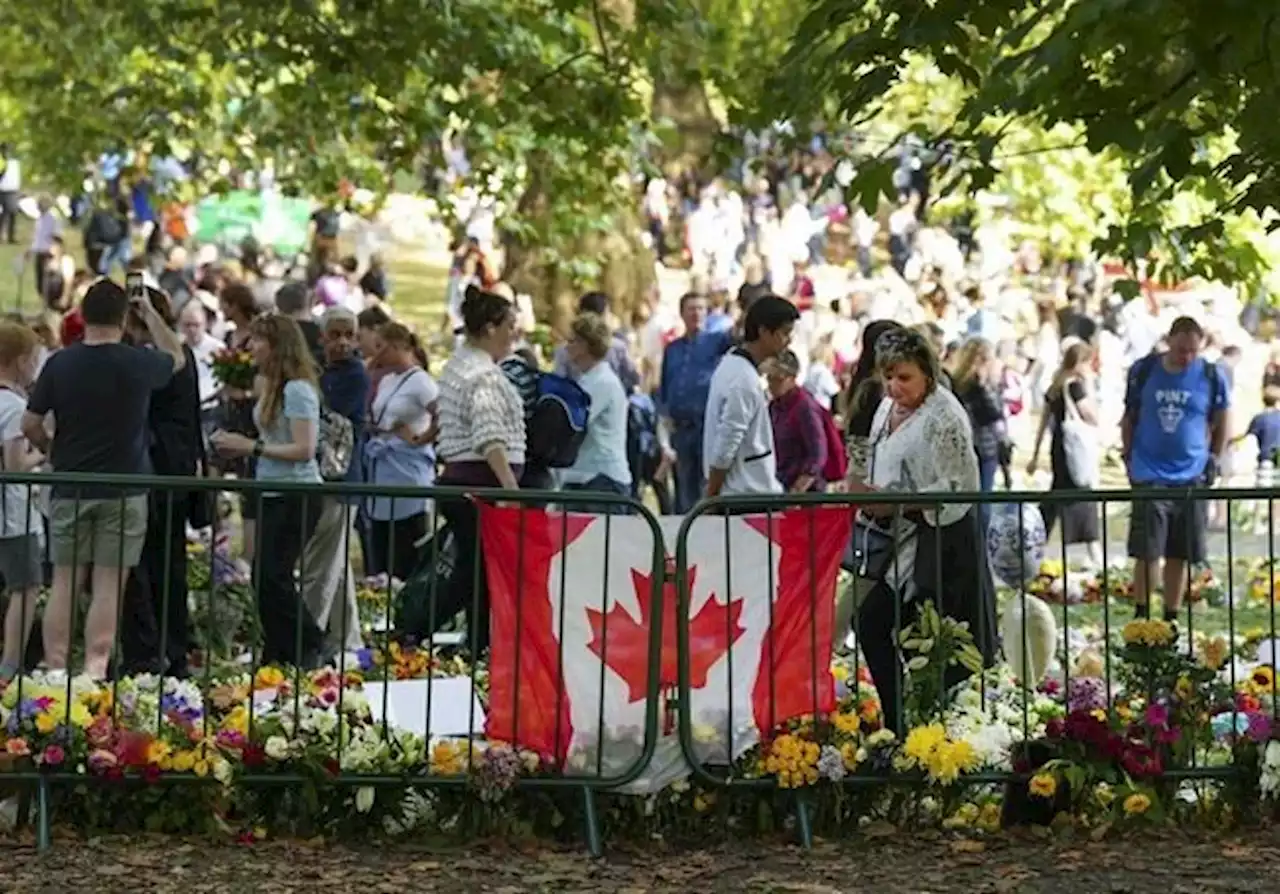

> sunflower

[{"left": 1251, "top": 665, "right": 1276, "bottom": 694}]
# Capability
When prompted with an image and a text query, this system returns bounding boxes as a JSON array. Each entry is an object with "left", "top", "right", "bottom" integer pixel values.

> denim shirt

[{"left": 657, "top": 328, "right": 733, "bottom": 426}]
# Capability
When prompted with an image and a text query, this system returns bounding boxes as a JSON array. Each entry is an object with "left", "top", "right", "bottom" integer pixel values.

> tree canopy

[{"left": 772, "top": 0, "right": 1280, "bottom": 292}]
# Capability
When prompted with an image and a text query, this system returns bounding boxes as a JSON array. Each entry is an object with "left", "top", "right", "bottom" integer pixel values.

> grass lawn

[{"left": 0, "top": 216, "right": 451, "bottom": 333}]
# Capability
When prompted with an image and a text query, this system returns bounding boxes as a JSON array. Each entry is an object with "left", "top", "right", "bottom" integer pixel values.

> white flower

[
  {"left": 670, "top": 778, "right": 690, "bottom": 794},
  {"left": 264, "top": 736, "right": 290, "bottom": 761},
  {"left": 355, "top": 786, "right": 376, "bottom": 813}
]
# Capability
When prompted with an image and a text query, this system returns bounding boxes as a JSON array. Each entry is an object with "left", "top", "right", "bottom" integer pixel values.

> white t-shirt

[
  {"left": 372, "top": 368, "right": 440, "bottom": 438},
  {"left": 0, "top": 158, "right": 20, "bottom": 192},
  {"left": 803, "top": 364, "right": 840, "bottom": 412},
  {"left": 0, "top": 388, "right": 34, "bottom": 539}
]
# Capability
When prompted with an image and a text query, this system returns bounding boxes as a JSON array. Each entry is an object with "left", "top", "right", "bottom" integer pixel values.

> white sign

[{"left": 362, "top": 677, "right": 486, "bottom": 739}]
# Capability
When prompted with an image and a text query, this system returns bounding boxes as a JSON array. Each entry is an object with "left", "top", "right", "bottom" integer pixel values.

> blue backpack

[
  {"left": 527, "top": 373, "right": 592, "bottom": 469},
  {"left": 626, "top": 392, "right": 662, "bottom": 484}
]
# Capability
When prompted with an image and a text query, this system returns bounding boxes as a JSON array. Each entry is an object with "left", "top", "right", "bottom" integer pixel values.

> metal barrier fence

[
  {"left": 0, "top": 473, "right": 664, "bottom": 854},
  {"left": 0, "top": 475, "right": 1275, "bottom": 850},
  {"left": 675, "top": 487, "right": 1279, "bottom": 843}
]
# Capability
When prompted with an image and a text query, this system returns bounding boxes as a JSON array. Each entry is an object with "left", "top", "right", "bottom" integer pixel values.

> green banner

[{"left": 194, "top": 191, "right": 313, "bottom": 255}]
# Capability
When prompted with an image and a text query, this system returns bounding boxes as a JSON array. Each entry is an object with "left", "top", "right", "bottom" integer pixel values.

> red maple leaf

[{"left": 586, "top": 564, "right": 745, "bottom": 702}]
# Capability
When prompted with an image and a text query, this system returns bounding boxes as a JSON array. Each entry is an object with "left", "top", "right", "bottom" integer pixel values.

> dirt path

[{"left": 2, "top": 829, "right": 1277, "bottom": 893}]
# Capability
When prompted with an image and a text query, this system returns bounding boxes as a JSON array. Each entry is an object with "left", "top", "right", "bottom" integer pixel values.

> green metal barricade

[{"left": 0, "top": 472, "right": 666, "bottom": 855}]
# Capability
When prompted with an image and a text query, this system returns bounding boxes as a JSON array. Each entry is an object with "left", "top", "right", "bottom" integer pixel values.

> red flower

[
  {"left": 1045, "top": 718, "right": 1065, "bottom": 740},
  {"left": 324, "top": 758, "right": 340, "bottom": 777},
  {"left": 242, "top": 744, "right": 265, "bottom": 767},
  {"left": 104, "top": 766, "right": 125, "bottom": 782},
  {"left": 142, "top": 764, "right": 162, "bottom": 785},
  {"left": 1121, "top": 742, "right": 1163, "bottom": 778}
]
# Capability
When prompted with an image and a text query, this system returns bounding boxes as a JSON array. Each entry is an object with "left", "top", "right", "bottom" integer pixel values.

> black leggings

[
  {"left": 856, "top": 583, "right": 972, "bottom": 737},
  {"left": 255, "top": 494, "right": 324, "bottom": 666},
  {"left": 369, "top": 512, "right": 429, "bottom": 582}
]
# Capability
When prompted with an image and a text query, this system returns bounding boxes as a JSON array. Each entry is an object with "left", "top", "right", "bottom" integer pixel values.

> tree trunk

[
  {"left": 502, "top": 161, "right": 655, "bottom": 338},
  {"left": 651, "top": 71, "right": 719, "bottom": 180}
]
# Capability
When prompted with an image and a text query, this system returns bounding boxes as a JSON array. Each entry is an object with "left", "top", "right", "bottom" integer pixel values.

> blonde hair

[
  {"left": 950, "top": 337, "right": 994, "bottom": 393},
  {"left": 250, "top": 314, "right": 319, "bottom": 427},
  {"left": 0, "top": 321, "right": 38, "bottom": 367},
  {"left": 1048, "top": 341, "right": 1094, "bottom": 400},
  {"left": 570, "top": 312, "right": 612, "bottom": 361}
]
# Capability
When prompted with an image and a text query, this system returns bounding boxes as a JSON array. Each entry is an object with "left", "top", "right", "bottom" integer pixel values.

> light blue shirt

[
  {"left": 563, "top": 361, "right": 632, "bottom": 487},
  {"left": 253, "top": 379, "right": 321, "bottom": 487},
  {"left": 1126, "top": 356, "right": 1229, "bottom": 485}
]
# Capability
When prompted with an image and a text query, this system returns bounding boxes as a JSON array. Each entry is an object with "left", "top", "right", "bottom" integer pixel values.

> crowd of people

[{"left": 0, "top": 133, "right": 1274, "bottom": 706}]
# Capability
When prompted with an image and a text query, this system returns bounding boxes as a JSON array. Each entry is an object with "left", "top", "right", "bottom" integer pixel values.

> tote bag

[{"left": 1060, "top": 380, "right": 1100, "bottom": 488}]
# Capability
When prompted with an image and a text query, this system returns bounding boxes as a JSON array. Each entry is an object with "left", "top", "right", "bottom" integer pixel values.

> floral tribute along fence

[{"left": 1, "top": 476, "right": 1280, "bottom": 853}]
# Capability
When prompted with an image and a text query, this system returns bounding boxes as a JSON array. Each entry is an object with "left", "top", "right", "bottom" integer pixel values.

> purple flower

[
  {"left": 1144, "top": 704, "right": 1170, "bottom": 729},
  {"left": 356, "top": 648, "right": 375, "bottom": 673},
  {"left": 1066, "top": 677, "right": 1106, "bottom": 712},
  {"left": 1248, "top": 712, "right": 1273, "bottom": 743}
]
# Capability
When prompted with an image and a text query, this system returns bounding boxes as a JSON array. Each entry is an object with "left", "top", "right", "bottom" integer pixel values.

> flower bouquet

[{"left": 210, "top": 346, "right": 256, "bottom": 391}]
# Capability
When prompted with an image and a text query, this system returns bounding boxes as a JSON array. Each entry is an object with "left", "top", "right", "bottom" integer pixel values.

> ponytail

[{"left": 409, "top": 333, "right": 429, "bottom": 373}]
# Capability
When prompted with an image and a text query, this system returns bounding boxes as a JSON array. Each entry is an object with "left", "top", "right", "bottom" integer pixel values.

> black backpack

[{"left": 526, "top": 373, "right": 592, "bottom": 469}]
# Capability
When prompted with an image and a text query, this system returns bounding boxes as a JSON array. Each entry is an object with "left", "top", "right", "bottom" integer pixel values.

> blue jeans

[
  {"left": 97, "top": 239, "right": 132, "bottom": 276},
  {"left": 978, "top": 454, "right": 998, "bottom": 527},
  {"left": 671, "top": 423, "right": 705, "bottom": 515},
  {"left": 563, "top": 475, "right": 632, "bottom": 515}
]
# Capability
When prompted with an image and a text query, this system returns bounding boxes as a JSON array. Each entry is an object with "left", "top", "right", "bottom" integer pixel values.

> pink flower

[
  {"left": 315, "top": 687, "right": 339, "bottom": 708},
  {"left": 87, "top": 748, "right": 118, "bottom": 772},
  {"left": 1144, "top": 704, "right": 1170, "bottom": 729},
  {"left": 4, "top": 738, "right": 30, "bottom": 756},
  {"left": 39, "top": 744, "right": 65, "bottom": 767},
  {"left": 32, "top": 696, "right": 54, "bottom": 712},
  {"left": 86, "top": 716, "right": 114, "bottom": 748},
  {"left": 216, "top": 729, "right": 246, "bottom": 749}
]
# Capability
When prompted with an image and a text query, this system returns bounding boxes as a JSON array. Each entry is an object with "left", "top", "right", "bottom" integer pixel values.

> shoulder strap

[
  {"left": 1130, "top": 353, "right": 1158, "bottom": 414},
  {"left": 373, "top": 368, "right": 424, "bottom": 429}
]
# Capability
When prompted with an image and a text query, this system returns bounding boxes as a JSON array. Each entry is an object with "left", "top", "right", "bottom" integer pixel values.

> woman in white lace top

[{"left": 848, "top": 327, "right": 997, "bottom": 734}]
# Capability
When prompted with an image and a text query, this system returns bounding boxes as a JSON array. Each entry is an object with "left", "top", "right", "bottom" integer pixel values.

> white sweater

[{"left": 702, "top": 349, "right": 782, "bottom": 496}]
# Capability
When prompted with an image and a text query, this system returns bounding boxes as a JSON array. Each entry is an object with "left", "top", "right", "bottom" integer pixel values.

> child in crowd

[{"left": 0, "top": 322, "right": 48, "bottom": 679}]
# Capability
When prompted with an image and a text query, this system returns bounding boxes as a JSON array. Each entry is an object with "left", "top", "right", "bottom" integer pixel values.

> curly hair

[
  {"left": 874, "top": 327, "right": 942, "bottom": 394},
  {"left": 250, "top": 314, "right": 319, "bottom": 428}
]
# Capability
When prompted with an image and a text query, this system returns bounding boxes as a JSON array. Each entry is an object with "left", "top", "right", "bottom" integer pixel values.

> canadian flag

[{"left": 479, "top": 503, "right": 852, "bottom": 792}]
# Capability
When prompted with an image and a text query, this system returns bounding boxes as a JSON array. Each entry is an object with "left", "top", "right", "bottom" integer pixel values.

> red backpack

[{"left": 819, "top": 406, "right": 848, "bottom": 484}]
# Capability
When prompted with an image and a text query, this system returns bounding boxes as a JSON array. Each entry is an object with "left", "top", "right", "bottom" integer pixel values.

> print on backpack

[{"left": 526, "top": 372, "right": 592, "bottom": 469}]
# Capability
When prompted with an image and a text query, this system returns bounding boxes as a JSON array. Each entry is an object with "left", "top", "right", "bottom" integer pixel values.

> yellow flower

[
  {"left": 1200, "top": 636, "right": 1228, "bottom": 671},
  {"left": 1123, "top": 793, "right": 1151, "bottom": 816},
  {"left": 1250, "top": 665, "right": 1276, "bottom": 695},
  {"left": 69, "top": 702, "right": 93, "bottom": 729},
  {"left": 222, "top": 705, "right": 249, "bottom": 736},
  {"left": 1175, "top": 676, "right": 1193, "bottom": 701},
  {"left": 858, "top": 698, "right": 881, "bottom": 723},
  {"left": 925, "top": 739, "right": 978, "bottom": 785},
  {"left": 146, "top": 740, "right": 172, "bottom": 766},
  {"left": 693, "top": 792, "right": 714, "bottom": 813},
  {"left": 977, "top": 802, "right": 1002, "bottom": 832},
  {"left": 430, "top": 741, "right": 465, "bottom": 775},
  {"left": 254, "top": 666, "right": 285, "bottom": 690},
  {"left": 34, "top": 712, "right": 57, "bottom": 734},
  {"left": 831, "top": 663, "right": 850, "bottom": 683},
  {"left": 172, "top": 750, "right": 197, "bottom": 773},
  {"left": 1090, "top": 708, "right": 1107, "bottom": 722},
  {"left": 1121, "top": 619, "right": 1175, "bottom": 648},
  {"left": 903, "top": 724, "right": 947, "bottom": 763},
  {"left": 832, "top": 711, "right": 860, "bottom": 735},
  {"left": 1029, "top": 773, "right": 1057, "bottom": 799},
  {"left": 193, "top": 759, "right": 210, "bottom": 778},
  {"left": 942, "top": 802, "right": 980, "bottom": 829}
]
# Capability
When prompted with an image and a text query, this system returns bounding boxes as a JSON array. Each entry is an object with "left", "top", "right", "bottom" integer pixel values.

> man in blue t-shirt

[{"left": 1121, "top": 316, "right": 1230, "bottom": 623}]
